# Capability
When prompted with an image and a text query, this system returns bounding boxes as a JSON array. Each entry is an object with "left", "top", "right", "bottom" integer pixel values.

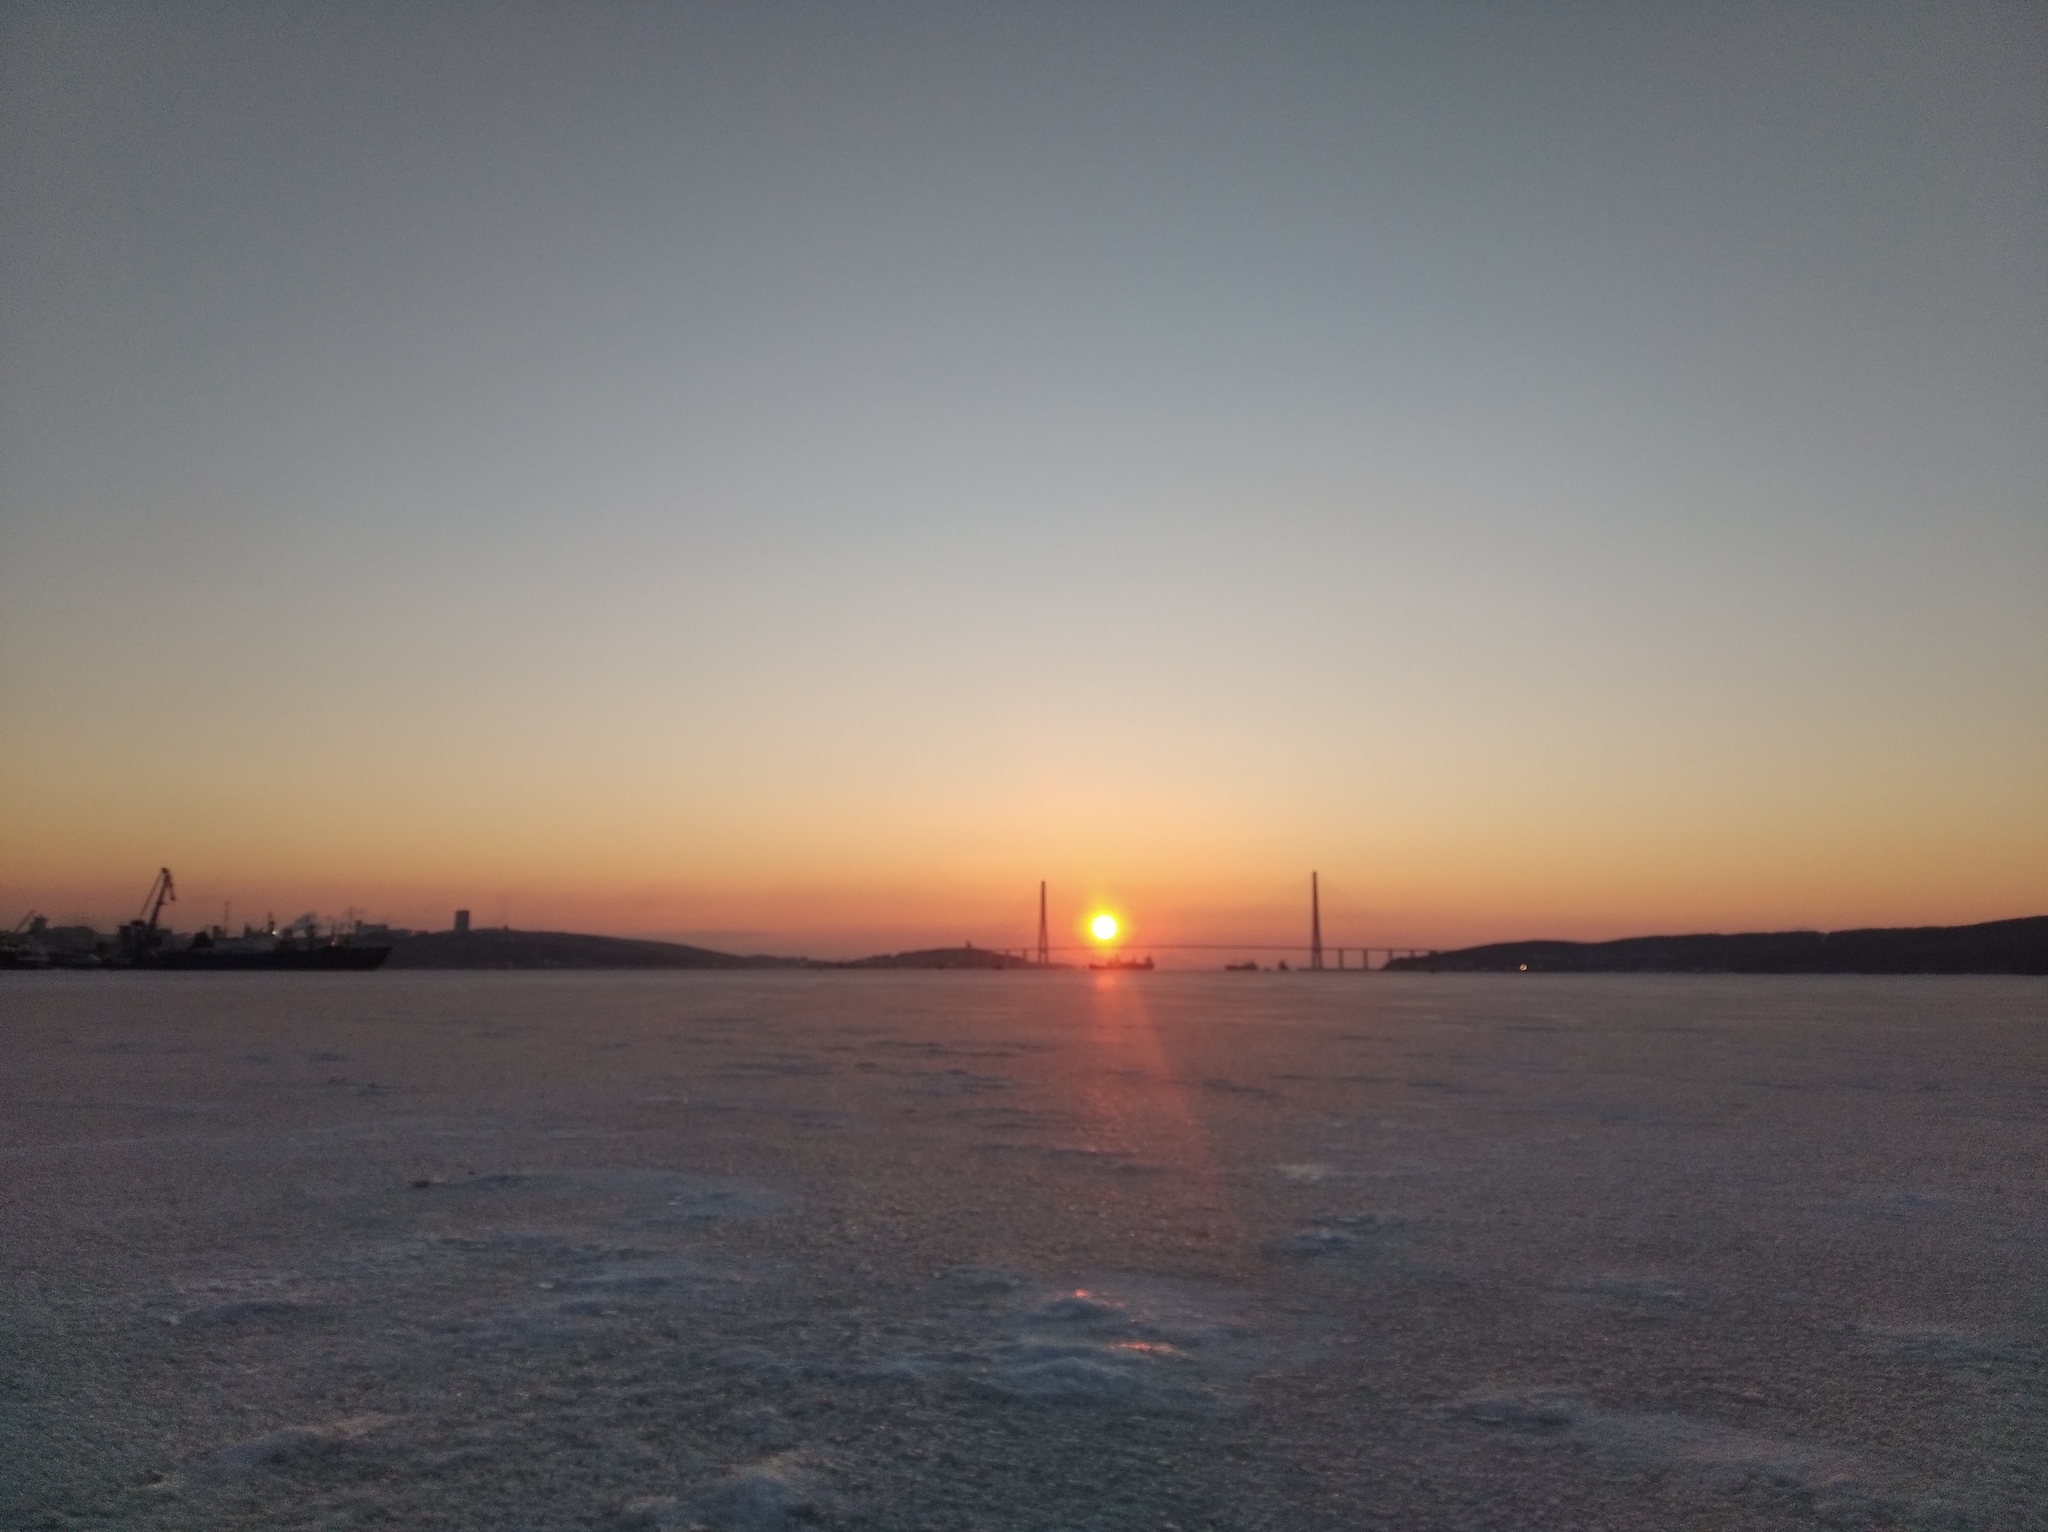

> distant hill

[
  {"left": 841, "top": 944, "right": 1046, "bottom": 970},
  {"left": 386, "top": 929, "right": 807, "bottom": 970},
  {"left": 383, "top": 930, "right": 1051, "bottom": 970},
  {"left": 1382, "top": 917, "right": 2048, "bottom": 976}
]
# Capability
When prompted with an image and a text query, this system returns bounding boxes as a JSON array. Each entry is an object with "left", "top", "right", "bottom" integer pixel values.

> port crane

[
  {"left": 119, "top": 868, "right": 176, "bottom": 959},
  {"left": 138, "top": 867, "right": 176, "bottom": 931}
]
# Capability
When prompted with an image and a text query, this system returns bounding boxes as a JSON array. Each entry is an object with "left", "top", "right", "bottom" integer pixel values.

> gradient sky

[{"left": 3, "top": 2, "right": 2043, "bottom": 956}]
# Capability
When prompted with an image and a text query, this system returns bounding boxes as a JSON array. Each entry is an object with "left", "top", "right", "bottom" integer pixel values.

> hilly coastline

[
  {"left": 378, "top": 919, "right": 2048, "bottom": 974},
  {"left": 385, "top": 929, "right": 808, "bottom": 970},
  {"left": 1382, "top": 916, "right": 2048, "bottom": 976},
  {"left": 384, "top": 931, "right": 1049, "bottom": 971},
  {"left": 842, "top": 944, "right": 1047, "bottom": 970}
]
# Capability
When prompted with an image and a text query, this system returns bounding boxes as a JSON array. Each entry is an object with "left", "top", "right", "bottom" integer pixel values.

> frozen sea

[{"left": 3, "top": 971, "right": 2042, "bottom": 1531}]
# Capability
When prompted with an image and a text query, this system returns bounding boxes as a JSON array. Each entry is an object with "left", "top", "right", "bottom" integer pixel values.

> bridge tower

[
  {"left": 1310, "top": 871, "right": 1324, "bottom": 971},
  {"left": 1036, "top": 881, "right": 1050, "bottom": 967}
]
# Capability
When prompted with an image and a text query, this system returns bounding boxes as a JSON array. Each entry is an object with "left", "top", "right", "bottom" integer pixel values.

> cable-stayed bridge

[{"left": 995, "top": 872, "right": 1437, "bottom": 970}]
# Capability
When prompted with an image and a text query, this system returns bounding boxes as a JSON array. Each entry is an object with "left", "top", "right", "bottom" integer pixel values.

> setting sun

[{"left": 1090, "top": 914, "right": 1119, "bottom": 941}]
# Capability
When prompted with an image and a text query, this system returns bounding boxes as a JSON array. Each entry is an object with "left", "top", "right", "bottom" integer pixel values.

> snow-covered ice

[{"left": 3, "top": 970, "right": 2042, "bottom": 1529}]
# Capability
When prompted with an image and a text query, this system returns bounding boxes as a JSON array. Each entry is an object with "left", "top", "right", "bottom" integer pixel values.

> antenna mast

[
  {"left": 1036, "top": 881, "right": 1050, "bottom": 967},
  {"left": 1310, "top": 871, "right": 1324, "bottom": 971}
]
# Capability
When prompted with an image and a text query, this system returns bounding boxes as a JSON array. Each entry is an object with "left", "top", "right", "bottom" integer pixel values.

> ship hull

[{"left": 137, "top": 946, "right": 392, "bottom": 971}]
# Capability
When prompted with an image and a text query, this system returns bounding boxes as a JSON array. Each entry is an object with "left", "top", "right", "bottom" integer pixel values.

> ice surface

[
  {"left": 1266, "top": 1211, "right": 1409, "bottom": 1257},
  {"left": 2, "top": 970, "right": 2042, "bottom": 1530}
]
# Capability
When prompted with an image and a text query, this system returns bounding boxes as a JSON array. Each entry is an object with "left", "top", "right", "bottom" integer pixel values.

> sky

[{"left": 2, "top": 1, "right": 2043, "bottom": 957}]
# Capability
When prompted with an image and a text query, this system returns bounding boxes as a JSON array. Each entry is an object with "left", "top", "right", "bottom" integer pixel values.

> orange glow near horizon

[
  {"left": 2, "top": 722, "right": 2043, "bottom": 956},
  {"left": 1, "top": 821, "right": 2043, "bottom": 960},
  {"left": 3, "top": 606, "right": 2043, "bottom": 954}
]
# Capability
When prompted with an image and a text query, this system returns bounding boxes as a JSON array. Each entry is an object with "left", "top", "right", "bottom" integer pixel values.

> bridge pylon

[{"left": 1310, "top": 871, "right": 1324, "bottom": 971}]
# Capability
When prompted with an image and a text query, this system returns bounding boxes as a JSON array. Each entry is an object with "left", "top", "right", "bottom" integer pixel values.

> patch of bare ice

[
  {"left": 179, "top": 1297, "right": 313, "bottom": 1326},
  {"left": 689, "top": 1453, "right": 827, "bottom": 1531},
  {"left": 1274, "top": 1162, "right": 1335, "bottom": 1183},
  {"left": 974, "top": 1142, "right": 1164, "bottom": 1174},
  {"left": 1853, "top": 1325, "right": 2035, "bottom": 1368},
  {"left": 1449, "top": 1388, "right": 1947, "bottom": 1520},
  {"left": 896, "top": 1068, "right": 1015, "bottom": 1096},
  {"left": 1266, "top": 1212, "right": 1409, "bottom": 1256},
  {"left": 454, "top": 1255, "right": 725, "bottom": 1350},
  {"left": 198, "top": 1412, "right": 392, "bottom": 1478},
  {"left": 420, "top": 1168, "right": 791, "bottom": 1225},
  {"left": 1552, "top": 1274, "right": 1687, "bottom": 1306},
  {"left": 933, "top": 1263, "right": 1029, "bottom": 1299}
]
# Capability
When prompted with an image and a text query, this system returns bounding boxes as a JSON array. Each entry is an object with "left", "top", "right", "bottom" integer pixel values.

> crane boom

[{"left": 138, "top": 868, "right": 176, "bottom": 933}]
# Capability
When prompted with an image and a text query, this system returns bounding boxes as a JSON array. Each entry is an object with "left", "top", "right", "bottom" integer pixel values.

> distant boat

[
  {"left": 1088, "top": 954, "right": 1155, "bottom": 971},
  {"left": 1223, "top": 960, "right": 1258, "bottom": 971}
]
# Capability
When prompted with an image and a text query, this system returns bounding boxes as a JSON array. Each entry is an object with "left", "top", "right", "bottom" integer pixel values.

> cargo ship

[
  {"left": 1088, "top": 954, "right": 1155, "bottom": 971},
  {"left": 135, "top": 934, "right": 392, "bottom": 971},
  {"left": 117, "top": 869, "right": 392, "bottom": 971}
]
